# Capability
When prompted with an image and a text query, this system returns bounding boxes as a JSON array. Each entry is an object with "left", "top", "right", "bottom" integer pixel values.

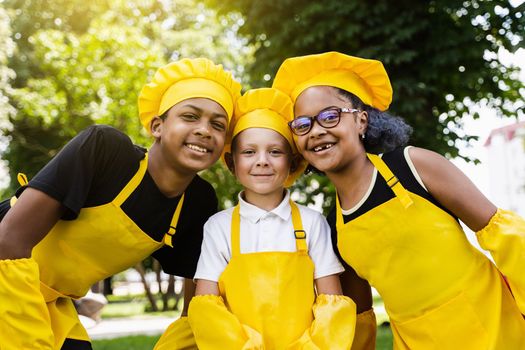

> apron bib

[
  {"left": 218, "top": 201, "right": 315, "bottom": 350},
  {"left": 31, "top": 153, "right": 185, "bottom": 348},
  {"left": 335, "top": 153, "right": 525, "bottom": 349}
]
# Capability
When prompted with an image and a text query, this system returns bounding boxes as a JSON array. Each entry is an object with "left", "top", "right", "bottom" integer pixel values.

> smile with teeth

[
  {"left": 186, "top": 143, "right": 209, "bottom": 153},
  {"left": 313, "top": 143, "right": 335, "bottom": 152}
]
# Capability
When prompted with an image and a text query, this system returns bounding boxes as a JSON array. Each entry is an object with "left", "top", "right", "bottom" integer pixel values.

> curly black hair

[{"left": 336, "top": 88, "right": 413, "bottom": 154}]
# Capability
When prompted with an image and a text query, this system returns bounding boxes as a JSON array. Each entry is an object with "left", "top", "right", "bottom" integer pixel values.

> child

[
  {"left": 187, "top": 87, "right": 356, "bottom": 350},
  {"left": 0, "top": 57, "right": 240, "bottom": 350},
  {"left": 273, "top": 51, "right": 525, "bottom": 349}
]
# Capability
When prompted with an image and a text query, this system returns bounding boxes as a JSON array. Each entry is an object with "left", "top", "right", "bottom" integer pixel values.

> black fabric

[
  {"left": 0, "top": 125, "right": 218, "bottom": 278},
  {"left": 327, "top": 147, "right": 456, "bottom": 262},
  {"left": 61, "top": 338, "right": 92, "bottom": 350}
]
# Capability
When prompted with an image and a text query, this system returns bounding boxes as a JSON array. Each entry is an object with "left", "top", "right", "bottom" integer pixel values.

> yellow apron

[
  {"left": 218, "top": 201, "right": 315, "bottom": 349},
  {"left": 30, "top": 153, "right": 185, "bottom": 349},
  {"left": 335, "top": 154, "right": 525, "bottom": 349}
]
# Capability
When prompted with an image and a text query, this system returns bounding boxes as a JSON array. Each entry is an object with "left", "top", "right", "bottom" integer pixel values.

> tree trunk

[{"left": 134, "top": 262, "right": 158, "bottom": 312}]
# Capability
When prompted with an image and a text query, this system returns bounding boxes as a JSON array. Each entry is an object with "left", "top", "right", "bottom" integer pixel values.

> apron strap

[
  {"left": 162, "top": 193, "right": 186, "bottom": 248},
  {"left": 113, "top": 153, "right": 149, "bottom": 207},
  {"left": 367, "top": 153, "right": 413, "bottom": 209},
  {"left": 230, "top": 200, "right": 308, "bottom": 256},
  {"left": 231, "top": 205, "right": 241, "bottom": 257},
  {"left": 290, "top": 201, "right": 308, "bottom": 253}
]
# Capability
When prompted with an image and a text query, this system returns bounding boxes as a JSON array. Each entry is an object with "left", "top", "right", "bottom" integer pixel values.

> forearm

[{"left": 476, "top": 208, "right": 525, "bottom": 314}]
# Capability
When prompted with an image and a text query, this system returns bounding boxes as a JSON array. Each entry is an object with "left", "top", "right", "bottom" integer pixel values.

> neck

[
  {"left": 147, "top": 143, "right": 195, "bottom": 198},
  {"left": 243, "top": 189, "right": 286, "bottom": 212},
  {"left": 326, "top": 152, "right": 374, "bottom": 210}
]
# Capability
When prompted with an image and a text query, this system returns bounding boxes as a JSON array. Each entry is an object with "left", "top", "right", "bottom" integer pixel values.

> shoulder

[
  {"left": 296, "top": 202, "right": 324, "bottom": 220},
  {"left": 205, "top": 207, "right": 234, "bottom": 227}
]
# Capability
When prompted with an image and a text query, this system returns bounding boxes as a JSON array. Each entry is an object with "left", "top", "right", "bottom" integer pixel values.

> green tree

[
  {"left": 1, "top": 0, "right": 250, "bottom": 193},
  {"left": 0, "top": 7, "right": 15, "bottom": 193},
  {"left": 206, "top": 0, "right": 525, "bottom": 212},
  {"left": 1, "top": 0, "right": 250, "bottom": 310}
]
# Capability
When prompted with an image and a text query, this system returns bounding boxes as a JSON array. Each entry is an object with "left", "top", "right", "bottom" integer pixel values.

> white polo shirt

[{"left": 194, "top": 191, "right": 344, "bottom": 282}]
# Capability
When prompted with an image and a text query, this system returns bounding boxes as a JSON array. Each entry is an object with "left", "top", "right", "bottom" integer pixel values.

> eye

[
  {"left": 180, "top": 113, "right": 199, "bottom": 121},
  {"left": 291, "top": 117, "right": 312, "bottom": 133},
  {"left": 240, "top": 149, "right": 255, "bottom": 155},
  {"left": 269, "top": 148, "right": 285, "bottom": 156},
  {"left": 210, "top": 121, "right": 226, "bottom": 132},
  {"left": 318, "top": 109, "right": 339, "bottom": 123}
]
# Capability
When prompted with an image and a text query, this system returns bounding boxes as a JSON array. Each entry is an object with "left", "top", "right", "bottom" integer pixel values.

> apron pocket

[{"left": 392, "top": 292, "right": 488, "bottom": 350}]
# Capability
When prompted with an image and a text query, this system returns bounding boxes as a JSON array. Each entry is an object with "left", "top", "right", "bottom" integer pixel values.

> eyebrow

[{"left": 181, "top": 104, "right": 228, "bottom": 120}]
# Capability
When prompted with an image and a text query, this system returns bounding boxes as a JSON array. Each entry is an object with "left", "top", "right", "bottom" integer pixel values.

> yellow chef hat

[
  {"left": 226, "top": 88, "right": 307, "bottom": 187},
  {"left": 272, "top": 51, "right": 392, "bottom": 111},
  {"left": 138, "top": 57, "right": 242, "bottom": 133}
]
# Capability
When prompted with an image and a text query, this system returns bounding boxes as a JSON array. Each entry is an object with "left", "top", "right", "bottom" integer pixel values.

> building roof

[{"left": 484, "top": 121, "right": 525, "bottom": 147}]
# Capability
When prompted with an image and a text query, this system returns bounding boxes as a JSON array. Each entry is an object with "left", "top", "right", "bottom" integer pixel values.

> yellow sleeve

[
  {"left": 0, "top": 258, "right": 54, "bottom": 349},
  {"left": 476, "top": 208, "right": 525, "bottom": 314},
  {"left": 351, "top": 309, "right": 377, "bottom": 350},
  {"left": 188, "top": 295, "right": 264, "bottom": 350},
  {"left": 154, "top": 316, "right": 198, "bottom": 350},
  {"left": 287, "top": 294, "right": 356, "bottom": 350}
]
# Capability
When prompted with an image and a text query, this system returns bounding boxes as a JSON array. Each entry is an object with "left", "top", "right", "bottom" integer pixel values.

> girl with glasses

[{"left": 273, "top": 51, "right": 525, "bottom": 349}]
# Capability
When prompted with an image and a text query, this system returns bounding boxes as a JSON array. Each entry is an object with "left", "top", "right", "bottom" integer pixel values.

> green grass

[
  {"left": 92, "top": 335, "right": 160, "bottom": 350},
  {"left": 377, "top": 324, "right": 394, "bottom": 349},
  {"left": 101, "top": 295, "right": 180, "bottom": 318}
]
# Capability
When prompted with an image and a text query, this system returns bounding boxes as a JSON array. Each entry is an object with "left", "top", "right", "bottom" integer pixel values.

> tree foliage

[
  {"left": 1, "top": 0, "right": 250, "bottom": 194},
  {"left": 206, "top": 0, "right": 525, "bottom": 212}
]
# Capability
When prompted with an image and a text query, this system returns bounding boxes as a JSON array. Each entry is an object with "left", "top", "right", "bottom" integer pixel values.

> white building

[{"left": 484, "top": 121, "right": 525, "bottom": 217}]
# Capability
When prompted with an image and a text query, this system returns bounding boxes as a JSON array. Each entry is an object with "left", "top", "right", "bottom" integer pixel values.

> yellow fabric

[
  {"left": 162, "top": 193, "right": 185, "bottom": 247},
  {"left": 272, "top": 52, "right": 392, "bottom": 111},
  {"left": 188, "top": 295, "right": 264, "bottom": 350},
  {"left": 26, "top": 153, "right": 184, "bottom": 348},
  {"left": 154, "top": 316, "right": 198, "bottom": 350},
  {"left": 226, "top": 88, "right": 307, "bottom": 187},
  {"left": 335, "top": 154, "right": 525, "bottom": 349},
  {"left": 351, "top": 309, "right": 376, "bottom": 350},
  {"left": 138, "top": 58, "right": 242, "bottom": 132},
  {"left": 216, "top": 201, "right": 316, "bottom": 349},
  {"left": 287, "top": 294, "right": 356, "bottom": 350},
  {"left": 0, "top": 258, "right": 54, "bottom": 350},
  {"left": 476, "top": 208, "right": 525, "bottom": 315}
]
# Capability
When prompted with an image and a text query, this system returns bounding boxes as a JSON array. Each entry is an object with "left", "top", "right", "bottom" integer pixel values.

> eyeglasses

[{"left": 288, "top": 107, "right": 360, "bottom": 136}]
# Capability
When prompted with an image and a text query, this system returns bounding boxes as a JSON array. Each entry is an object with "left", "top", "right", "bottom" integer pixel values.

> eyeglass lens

[{"left": 290, "top": 108, "right": 341, "bottom": 135}]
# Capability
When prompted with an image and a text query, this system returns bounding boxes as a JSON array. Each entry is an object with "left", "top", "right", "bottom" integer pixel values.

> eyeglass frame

[{"left": 288, "top": 107, "right": 360, "bottom": 136}]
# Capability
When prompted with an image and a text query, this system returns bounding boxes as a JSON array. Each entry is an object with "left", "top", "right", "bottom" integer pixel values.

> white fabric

[{"left": 195, "top": 190, "right": 344, "bottom": 282}]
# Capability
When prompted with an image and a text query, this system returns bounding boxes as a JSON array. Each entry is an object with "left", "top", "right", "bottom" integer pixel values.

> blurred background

[{"left": 1, "top": 0, "right": 524, "bottom": 348}]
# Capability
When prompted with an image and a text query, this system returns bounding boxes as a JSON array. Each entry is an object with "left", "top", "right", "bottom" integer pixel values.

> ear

[
  {"left": 224, "top": 152, "right": 235, "bottom": 173},
  {"left": 289, "top": 153, "right": 302, "bottom": 173},
  {"left": 150, "top": 116, "right": 163, "bottom": 138},
  {"left": 356, "top": 110, "right": 368, "bottom": 135}
]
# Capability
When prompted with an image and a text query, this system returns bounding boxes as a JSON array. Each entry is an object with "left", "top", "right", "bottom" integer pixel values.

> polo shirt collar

[{"left": 237, "top": 190, "right": 291, "bottom": 223}]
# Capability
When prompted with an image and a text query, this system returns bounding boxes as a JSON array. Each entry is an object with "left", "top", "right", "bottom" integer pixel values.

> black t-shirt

[
  {"left": 0, "top": 125, "right": 218, "bottom": 278},
  {"left": 327, "top": 147, "right": 454, "bottom": 266}
]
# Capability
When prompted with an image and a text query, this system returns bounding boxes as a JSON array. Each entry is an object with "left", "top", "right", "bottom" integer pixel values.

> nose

[
  {"left": 255, "top": 152, "right": 269, "bottom": 167},
  {"left": 308, "top": 119, "right": 327, "bottom": 138},
  {"left": 194, "top": 120, "right": 211, "bottom": 138}
]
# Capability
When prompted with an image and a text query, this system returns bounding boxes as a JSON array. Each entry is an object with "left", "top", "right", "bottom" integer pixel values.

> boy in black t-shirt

[{"left": 0, "top": 58, "right": 241, "bottom": 350}]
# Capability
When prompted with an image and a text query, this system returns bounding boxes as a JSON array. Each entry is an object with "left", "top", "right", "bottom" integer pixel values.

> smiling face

[
  {"left": 231, "top": 128, "right": 292, "bottom": 205},
  {"left": 151, "top": 97, "right": 228, "bottom": 175},
  {"left": 293, "top": 86, "right": 368, "bottom": 174}
]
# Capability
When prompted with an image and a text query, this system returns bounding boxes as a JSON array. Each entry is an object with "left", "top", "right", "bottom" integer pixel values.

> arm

[
  {"left": 410, "top": 147, "right": 525, "bottom": 314},
  {"left": 288, "top": 274, "right": 356, "bottom": 350},
  {"left": 408, "top": 147, "right": 496, "bottom": 231},
  {"left": 340, "top": 267, "right": 376, "bottom": 350},
  {"left": 0, "top": 188, "right": 64, "bottom": 349},
  {"left": 188, "top": 279, "right": 263, "bottom": 350}
]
